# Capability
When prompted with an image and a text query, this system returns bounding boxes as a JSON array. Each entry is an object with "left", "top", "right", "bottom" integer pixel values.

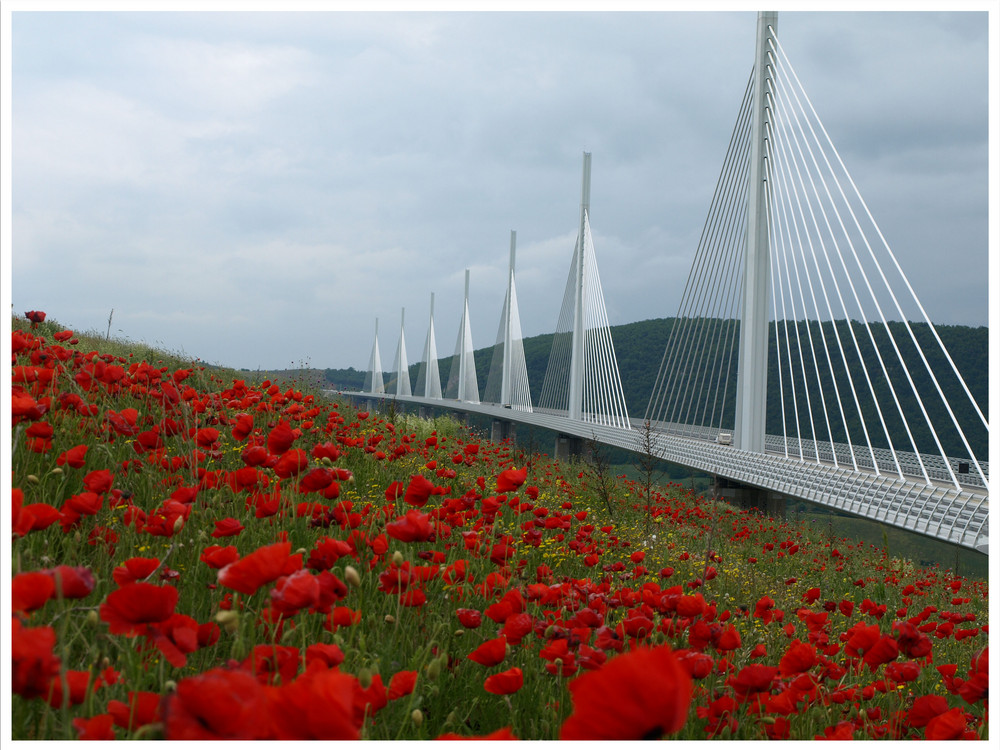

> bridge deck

[{"left": 337, "top": 391, "right": 989, "bottom": 554}]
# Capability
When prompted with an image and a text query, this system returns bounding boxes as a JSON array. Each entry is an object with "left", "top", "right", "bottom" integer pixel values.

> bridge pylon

[
  {"left": 416, "top": 293, "right": 442, "bottom": 399},
  {"left": 392, "top": 307, "right": 411, "bottom": 396},
  {"left": 539, "top": 152, "right": 631, "bottom": 430},
  {"left": 363, "top": 318, "right": 384, "bottom": 394},
  {"left": 734, "top": 10, "right": 778, "bottom": 453},
  {"left": 445, "top": 269, "right": 480, "bottom": 403}
]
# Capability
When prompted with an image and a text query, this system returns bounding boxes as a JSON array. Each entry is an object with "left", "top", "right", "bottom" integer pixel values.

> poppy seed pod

[
  {"left": 215, "top": 609, "right": 239, "bottom": 635},
  {"left": 345, "top": 566, "right": 361, "bottom": 588}
]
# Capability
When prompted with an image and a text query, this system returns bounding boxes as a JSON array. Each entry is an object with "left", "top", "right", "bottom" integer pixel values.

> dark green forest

[{"left": 324, "top": 317, "right": 988, "bottom": 460}]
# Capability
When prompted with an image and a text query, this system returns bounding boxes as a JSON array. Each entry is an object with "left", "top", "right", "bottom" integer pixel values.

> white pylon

[
  {"left": 734, "top": 10, "right": 778, "bottom": 452},
  {"left": 417, "top": 293, "right": 442, "bottom": 399},
  {"left": 364, "top": 318, "right": 384, "bottom": 394},
  {"left": 392, "top": 307, "right": 411, "bottom": 396}
]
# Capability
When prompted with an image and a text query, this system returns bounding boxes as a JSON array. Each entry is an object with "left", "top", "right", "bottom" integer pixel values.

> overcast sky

[{"left": 4, "top": 4, "right": 993, "bottom": 372}]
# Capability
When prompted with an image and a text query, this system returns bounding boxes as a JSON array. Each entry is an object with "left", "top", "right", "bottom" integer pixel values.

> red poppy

[
  {"left": 496, "top": 466, "right": 527, "bottom": 492},
  {"left": 307, "top": 537, "right": 353, "bottom": 571},
  {"left": 273, "top": 448, "right": 309, "bottom": 478},
  {"left": 163, "top": 667, "right": 271, "bottom": 740},
  {"left": 242, "top": 644, "right": 301, "bottom": 685},
  {"left": 100, "top": 583, "right": 179, "bottom": 635},
  {"left": 468, "top": 636, "right": 507, "bottom": 667},
  {"left": 560, "top": 644, "right": 692, "bottom": 740},
  {"left": 218, "top": 542, "right": 302, "bottom": 596},
  {"left": 924, "top": 707, "right": 968, "bottom": 740},
  {"left": 388, "top": 670, "right": 418, "bottom": 700},
  {"left": 437, "top": 727, "right": 518, "bottom": 740},
  {"left": 268, "top": 662, "right": 359, "bottom": 740},
  {"left": 211, "top": 518, "right": 245, "bottom": 538},
  {"left": 45, "top": 565, "right": 95, "bottom": 599},
  {"left": 779, "top": 640, "right": 816, "bottom": 676},
  {"left": 11, "top": 619, "right": 61, "bottom": 700},
  {"left": 231, "top": 413, "right": 254, "bottom": 441},
  {"left": 386, "top": 509, "right": 436, "bottom": 542},
  {"left": 112, "top": 557, "right": 161, "bottom": 586},
  {"left": 83, "top": 469, "right": 114, "bottom": 494},
  {"left": 267, "top": 420, "right": 297, "bottom": 454},
  {"left": 200, "top": 545, "right": 240, "bottom": 570},
  {"left": 72, "top": 714, "right": 115, "bottom": 740},
  {"left": 107, "top": 691, "right": 162, "bottom": 731},
  {"left": 907, "top": 694, "right": 950, "bottom": 728},
  {"left": 12, "top": 572, "right": 55, "bottom": 613},
  {"left": 484, "top": 667, "right": 523, "bottom": 695},
  {"left": 56, "top": 444, "right": 88, "bottom": 469},
  {"left": 305, "top": 643, "right": 346, "bottom": 668},
  {"left": 728, "top": 664, "right": 778, "bottom": 702},
  {"left": 403, "top": 474, "right": 435, "bottom": 507},
  {"left": 353, "top": 672, "right": 388, "bottom": 726},
  {"left": 457, "top": 608, "right": 483, "bottom": 629},
  {"left": 270, "top": 569, "right": 320, "bottom": 615}
]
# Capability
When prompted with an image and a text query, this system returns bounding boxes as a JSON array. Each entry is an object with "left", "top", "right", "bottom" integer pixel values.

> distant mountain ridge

[{"left": 324, "top": 317, "right": 988, "bottom": 460}]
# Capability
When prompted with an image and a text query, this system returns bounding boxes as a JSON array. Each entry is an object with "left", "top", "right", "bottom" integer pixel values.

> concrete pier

[
  {"left": 713, "top": 475, "right": 786, "bottom": 518},
  {"left": 491, "top": 419, "right": 516, "bottom": 444},
  {"left": 554, "top": 434, "right": 586, "bottom": 462}
]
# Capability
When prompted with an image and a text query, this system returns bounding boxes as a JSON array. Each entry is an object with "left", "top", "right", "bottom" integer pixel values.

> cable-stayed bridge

[{"left": 347, "top": 13, "right": 988, "bottom": 554}]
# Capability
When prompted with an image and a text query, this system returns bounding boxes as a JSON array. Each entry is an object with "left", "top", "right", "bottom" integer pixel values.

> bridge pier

[
  {"left": 419, "top": 406, "right": 432, "bottom": 420},
  {"left": 451, "top": 410, "right": 468, "bottom": 426},
  {"left": 713, "top": 476, "right": 786, "bottom": 519},
  {"left": 554, "top": 434, "right": 586, "bottom": 462},
  {"left": 491, "top": 419, "right": 516, "bottom": 444}
]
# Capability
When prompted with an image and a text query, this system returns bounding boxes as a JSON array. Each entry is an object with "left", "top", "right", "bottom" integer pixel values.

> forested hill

[{"left": 324, "top": 317, "right": 988, "bottom": 460}]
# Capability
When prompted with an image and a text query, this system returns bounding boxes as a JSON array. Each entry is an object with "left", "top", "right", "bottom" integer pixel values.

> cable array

[
  {"left": 414, "top": 296, "right": 442, "bottom": 399},
  {"left": 390, "top": 310, "right": 411, "bottom": 397},
  {"left": 645, "top": 71, "right": 754, "bottom": 438},
  {"left": 647, "top": 27, "right": 987, "bottom": 491},
  {"left": 538, "top": 213, "right": 630, "bottom": 428},
  {"left": 483, "top": 271, "right": 533, "bottom": 411},
  {"left": 444, "top": 295, "right": 480, "bottom": 403},
  {"left": 362, "top": 319, "right": 385, "bottom": 394}
]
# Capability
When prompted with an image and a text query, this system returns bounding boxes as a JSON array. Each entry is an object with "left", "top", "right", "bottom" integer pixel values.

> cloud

[{"left": 8, "top": 10, "right": 989, "bottom": 373}]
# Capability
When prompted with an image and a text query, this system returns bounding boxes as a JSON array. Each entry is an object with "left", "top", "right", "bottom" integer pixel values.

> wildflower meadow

[{"left": 9, "top": 311, "right": 989, "bottom": 740}]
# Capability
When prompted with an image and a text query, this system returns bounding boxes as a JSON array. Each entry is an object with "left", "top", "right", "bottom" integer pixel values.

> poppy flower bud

[
  {"left": 50, "top": 467, "right": 63, "bottom": 476},
  {"left": 294, "top": 548, "right": 307, "bottom": 557},
  {"left": 86, "top": 609, "right": 99, "bottom": 627},
  {"left": 215, "top": 609, "right": 240, "bottom": 634},
  {"left": 454, "top": 629, "right": 464, "bottom": 638},
  {"left": 344, "top": 565, "right": 361, "bottom": 587},
  {"left": 392, "top": 550, "right": 404, "bottom": 566},
  {"left": 27, "top": 475, "right": 40, "bottom": 485},
  {"left": 446, "top": 710, "right": 458, "bottom": 726},
  {"left": 411, "top": 709, "right": 424, "bottom": 728},
  {"left": 385, "top": 615, "right": 396, "bottom": 624},
  {"left": 172, "top": 516, "right": 185, "bottom": 534},
  {"left": 358, "top": 667, "right": 373, "bottom": 689},
  {"left": 427, "top": 658, "right": 441, "bottom": 680},
  {"left": 164, "top": 680, "right": 177, "bottom": 693}
]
